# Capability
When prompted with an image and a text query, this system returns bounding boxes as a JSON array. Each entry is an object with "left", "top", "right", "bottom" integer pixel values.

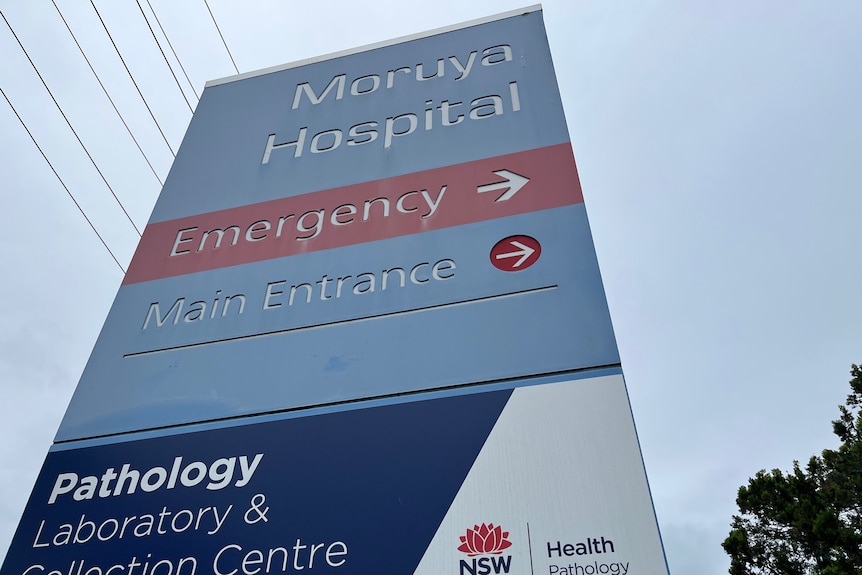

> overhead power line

[
  {"left": 204, "top": 0, "right": 239, "bottom": 74},
  {"left": 0, "top": 9, "right": 143, "bottom": 237},
  {"left": 133, "top": 0, "right": 195, "bottom": 113},
  {"left": 144, "top": 0, "right": 199, "bottom": 99},
  {"left": 1, "top": 87, "right": 126, "bottom": 274},
  {"left": 89, "top": 0, "right": 177, "bottom": 157},
  {"left": 49, "top": 0, "right": 164, "bottom": 188}
]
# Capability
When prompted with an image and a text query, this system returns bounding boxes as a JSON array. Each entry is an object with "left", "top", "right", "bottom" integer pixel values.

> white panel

[{"left": 414, "top": 375, "right": 668, "bottom": 575}]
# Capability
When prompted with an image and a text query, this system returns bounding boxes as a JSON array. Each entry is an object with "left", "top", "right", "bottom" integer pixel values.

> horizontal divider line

[{"left": 124, "top": 284, "right": 558, "bottom": 358}]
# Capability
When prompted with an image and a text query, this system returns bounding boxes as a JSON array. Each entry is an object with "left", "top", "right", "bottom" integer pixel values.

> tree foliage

[{"left": 723, "top": 364, "right": 862, "bottom": 574}]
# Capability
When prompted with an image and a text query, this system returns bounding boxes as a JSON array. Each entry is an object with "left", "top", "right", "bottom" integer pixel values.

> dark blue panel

[{"left": 3, "top": 390, "right": 511, "bottom": 575}]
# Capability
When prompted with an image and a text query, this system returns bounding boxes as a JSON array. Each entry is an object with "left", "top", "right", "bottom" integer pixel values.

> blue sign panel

[{"left": 53, "top": 7, "right": 619, "bottom": 441}]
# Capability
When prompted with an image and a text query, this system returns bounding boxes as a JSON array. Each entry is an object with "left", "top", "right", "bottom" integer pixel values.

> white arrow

[
  {"left": 477, "top": 169, "right": 530, "bottom": 202},
  {"left": 495, "top": 241, "right": 535, "bottom": 268}
]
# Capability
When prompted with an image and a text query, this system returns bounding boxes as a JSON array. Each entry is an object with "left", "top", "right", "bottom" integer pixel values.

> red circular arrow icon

[{"left": 490, "top": 235, "right": 541, "bottom": 272}]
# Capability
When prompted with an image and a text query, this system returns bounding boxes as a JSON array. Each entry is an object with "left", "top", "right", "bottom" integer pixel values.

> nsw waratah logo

[
  {"left": 458, "top": 523, "right": 512, "bottom": 556},
  {"left": 457, "top": 524, "right": 514, "bottom": 575}
]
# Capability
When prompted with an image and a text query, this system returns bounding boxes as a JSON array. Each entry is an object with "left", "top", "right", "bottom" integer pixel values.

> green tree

[{"left": 723, "top": 364, "right": 862, "bottom": 574}]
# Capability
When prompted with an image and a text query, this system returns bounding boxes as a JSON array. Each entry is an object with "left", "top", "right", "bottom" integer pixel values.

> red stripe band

[{"left": 124, "top": 143, "right": 582, "bottom": 285}]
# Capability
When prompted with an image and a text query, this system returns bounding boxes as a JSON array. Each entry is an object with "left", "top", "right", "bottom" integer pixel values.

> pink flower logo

[{"left": 457, "top": 523, "right": 513, "bottom": 556}]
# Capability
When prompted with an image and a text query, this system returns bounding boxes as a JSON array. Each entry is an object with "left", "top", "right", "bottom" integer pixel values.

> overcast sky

[{"left": 1, "top": 1, "right": 861, "bottom": 573}]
